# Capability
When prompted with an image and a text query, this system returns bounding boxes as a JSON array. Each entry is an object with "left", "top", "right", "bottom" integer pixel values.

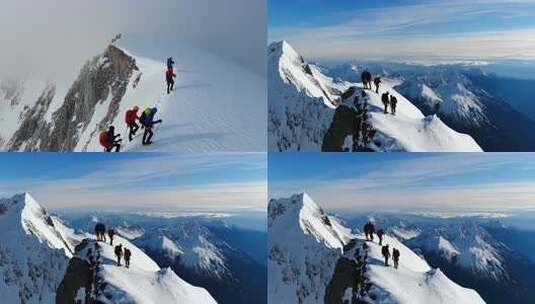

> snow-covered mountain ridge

[
  {"left": 268, "top": 193, "right": 485, "bottom": 303},
  {"left": 268, "top": 41, "right": 482, "bottom": 152},
  {"left": 0, "top": 193, "right": 216, "bottom": 304}
]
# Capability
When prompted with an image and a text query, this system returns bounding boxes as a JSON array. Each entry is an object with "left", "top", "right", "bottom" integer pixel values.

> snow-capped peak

[
  {"left": 134, "top": 223, "right": 232, "bottom": 279},
  {"left": 0, "top": 192, "right": 76, "bottom": 256},
  {"left": 268, "top": 41, "right": 482, "bottom": 152},
  {"left": 268, "top": 193, "right": 485, "bottom": 304},
  {"left": 0, "top": 193, "right": 217, "bottom": 304},
  {"left": 407, "top": 222, "right": 508, "bottom": 281}
]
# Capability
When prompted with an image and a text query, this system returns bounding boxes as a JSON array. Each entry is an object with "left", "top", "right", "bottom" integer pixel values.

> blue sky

[
  {"left": 269, "top": 153, "right": 535, "bottom": 212},
  {"left": 269, "top": 0, "right": 535, "bottom": 61},
  {"left": 0, "top": 153, "right": 266, "bottom": 213}
]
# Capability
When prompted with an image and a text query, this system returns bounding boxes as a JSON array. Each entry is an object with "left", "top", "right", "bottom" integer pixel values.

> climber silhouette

[
  {"left": 393, "top": 248, "right": 400, "bottom": 269},
  {"left": 382, "top": 244, "right": 391, "bottom": 267}
]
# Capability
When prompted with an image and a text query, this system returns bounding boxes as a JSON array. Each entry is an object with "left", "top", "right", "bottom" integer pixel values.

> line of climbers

[
  {"left": 361, "top": 69, "right": 382, "bottom": 94},
  {"left": 362, "top": 69, "right": 398, "bottom": 115},
  {"left": 363, "top": 221, "right": 401, "bottom": 269},
  {"left": 99, "top": 56, "right": 175, "bottom": 152},
  {"left": 99, "top": 106, "right": 162, "bottom": 152},
  {"left": 94, "top": 222, "right": 132, "bottom": 268}
]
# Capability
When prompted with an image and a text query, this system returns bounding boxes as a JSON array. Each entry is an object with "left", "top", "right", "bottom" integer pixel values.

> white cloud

[
  {"left": 0, "top": 153, "right": 267, "bottom": 212},
  {"left": 269, "top": 1, "right": 535, "bottom": 61},
  {"left": 269, "top": 154, "right": 535, "bottom": 212}
]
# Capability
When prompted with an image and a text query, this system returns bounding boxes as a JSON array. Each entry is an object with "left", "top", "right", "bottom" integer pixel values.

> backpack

[
  {"left": 140, "top": 108, "right": 151, "bottom": 125},
  {"left": 99, "top": 131, "right": 109, "bottom": 147},
  {"left": 125, "top": 110, "right": 134, "bottom": 124}
]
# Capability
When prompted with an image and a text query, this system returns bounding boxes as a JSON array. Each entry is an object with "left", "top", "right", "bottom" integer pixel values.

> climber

[
  {"left": 99, "top": 126, "right": 121, "bottom": 152},
  {"left": 361, "top": 70, "right": 369, "bottom": 90},
  {"left": 381, "top": 244, "right": 391, "bottom": 267},
  {"left": 125, "top": 106, "right": 140, "bottom": 141},
  {"left": 377, "top": 228, "right": 384, "bottom": 245},
  {"left": 363, "top": 222, "right": 370, "bottom": 241},
  {"left": 361, "top": 69, "right": 372, "bottom": 90},
  {"left": 140, "top": 107, "right": 163, "bottom": 146},
  {"left": 124, "top": 248, "right": 131, "bottom": 268},
  {"left": 369, "top": 222, "right": 376, "bottom": 242},
  {"left": 166, "top": 68, "right": 176, "bottom": 94},
  {"left": 114, "top": 244, "right": 123, "bottom": 266},
  {"left": 107, "top": 228, "right": 115, "bottom": 246},
  {"left": 390, "top": 95, "right": 398, "bottom": 115},
  {"left": 167, "top": 57, "right": 175, "bottom": 70},
  {"left": 381, "top": 91, "right": 390, "bottom": 114},
  {"left": 94, "top": 223, "right": 106, "bottom": 242},
  {"left": 393, "top": 248, "right": 400, "bottom": 269},
  {"left": 373, "top": 77, "right": 382, "bottom": 94}
]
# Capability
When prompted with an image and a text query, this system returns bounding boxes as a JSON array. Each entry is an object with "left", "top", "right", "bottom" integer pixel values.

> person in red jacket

[
  {"left": 125, "top": 106, "right": 140, "bottom": 141},
  {"left": 99, "top": 126, "right": 121, "bottom": 152},
  {"left": 166, "top": 68, "right": 176, "bottom": 94}
]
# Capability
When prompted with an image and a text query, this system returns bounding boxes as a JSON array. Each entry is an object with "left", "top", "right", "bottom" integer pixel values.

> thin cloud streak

[
  {"left": 269, "top": 154, "right": 535, "bottom": 212},
  {"left": 269, "top": 0, "right": 535, "bottom": 60},
  {"left": 0, "top": 153, "right": 267, "bottom": 212}
]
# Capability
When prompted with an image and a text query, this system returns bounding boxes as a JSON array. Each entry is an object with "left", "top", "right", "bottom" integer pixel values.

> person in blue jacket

[
  {"left": 167, "top": 57, "right": 175, "bottom": 70},
  {"left": 140, "top": 107, "right": 163, "bottom": 146}
]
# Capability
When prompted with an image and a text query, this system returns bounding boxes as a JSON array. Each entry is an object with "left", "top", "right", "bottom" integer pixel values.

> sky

[
  {"left": 269, "top": 0, "right": 535, "bottom": 62},
  {"left": 0, "top": 0, "right": 266, "bottom": 83},
  {"left": 0, "top": 153, "right": 266, "bottom": 213},
  {"left": 269, "top": 153, "right": 535, "bottom": 212}
]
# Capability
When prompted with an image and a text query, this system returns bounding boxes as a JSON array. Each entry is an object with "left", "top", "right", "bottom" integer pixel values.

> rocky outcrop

[
  {"left": 7, "top": 83, "right": 56, "bottom": 151},
  {"left": 6, "top": 44, "right": 139, "bottom": 151},
  {"left": 56, "top": 239, "right": 105, "bottom": 304},
  {"left": 46, "top": 45, "right": 138, "bottom": 151}
]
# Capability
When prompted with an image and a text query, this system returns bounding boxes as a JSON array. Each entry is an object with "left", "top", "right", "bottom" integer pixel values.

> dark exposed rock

[
  {"left": 7, "top": 45, "right": 138, "bottom": 151},
  {"left": 45, "top": 45, "right": 138, "bottom": 151},
  {"left": 7, "top": 83, "right": 55, "bottom": 151}
]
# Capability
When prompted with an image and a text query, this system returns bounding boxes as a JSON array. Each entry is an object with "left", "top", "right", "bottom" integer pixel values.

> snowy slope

[
  {"left": 73, "top": 236, "right": 217, "bottom": 304},
  {"left": 268, "top": 193, "right": 485, "bottom": 304},
  {"left": 0, "top": 193, "right": 217, "bottom": 304},
  {"left": 0, "top": 193, "right": 79, "bottom": 304},
  {"left": 394, "top": 73, "right": 490, "bottom": 128},
  {"left": 268, "top": 41, "right": 482, "bottom": 152},
  {"left": 88, "top": 46, "right": 265, "bottom": 152},
  {"left": 406, "top": 223, "right": 508, "bottom": 281},
  {"left": 0, "top": 39, "right": 265, "bottom": 152},
  {"left": 134, "top": 224, "right": 231, "bottom": 279}
]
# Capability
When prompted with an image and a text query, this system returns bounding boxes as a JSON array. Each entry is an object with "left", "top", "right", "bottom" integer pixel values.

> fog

[{"left": 0, "top": 0, "right": 266, "bottom": 83}]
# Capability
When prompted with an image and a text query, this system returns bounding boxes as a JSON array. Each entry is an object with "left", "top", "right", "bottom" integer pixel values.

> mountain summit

[
  {"left": 268, "top": 41, "right": 482, "bottom": 152},
  {"left": 268, "top": 193, "right": 485, "bottom": 303},
  {"left": 0, "top": 193, "right": 216, "bottom": 304}
]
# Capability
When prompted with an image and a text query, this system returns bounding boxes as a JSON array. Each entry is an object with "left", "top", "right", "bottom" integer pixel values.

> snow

[
  {"left": 1, "top": 41, "right": 265, "bottom": 152},
  {"left": 354, "top": 79, "right": 482, "bottom": 152},
  {"left": 407, "top": 223, "right": 507, "bottom": 281},
  {"left": 134, "top": 224, "right": 231, "bottom": 279},
  {"left": 268, "top": 41, "right": 482, "bottom": 152},
  {"left": 268, "top": 193, "right": 485, "bottom": 304},
  {"left": 421, "top": 84, "right": 442, "bottom": 105},
  {"left": 0, "top": 193, "right": 78, "bottom": 304},
  {"left": 79, "top": 235, "right": 217, "bottom": 304},
  {"left": 82, "top": 45, "right": 265, "bottom": 152},
  {"left": 0, "top": 193, "right": 218, "bottom": 304}
]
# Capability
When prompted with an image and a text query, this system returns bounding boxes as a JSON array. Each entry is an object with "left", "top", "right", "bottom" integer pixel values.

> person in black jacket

[
  {"left": 381, "top": 92, "right": 390, "bottom": 114},
  {"left": 393, "top": 248, "right": 400, "bottom": 269},
  {"left": 114, "top": 244, "right": 123, "bottom": 266},
  {"left": 390, "top": 95, "right": 398, "bottom": 115},
  {"left": 124, "top": 248, "right": 132, "bottom": 268},
  {"left": 382, "top": 244, "right": 391, "bottom": 266},
  {"left": 106, "top": 126, "right": 121, "bottom": 152}
]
